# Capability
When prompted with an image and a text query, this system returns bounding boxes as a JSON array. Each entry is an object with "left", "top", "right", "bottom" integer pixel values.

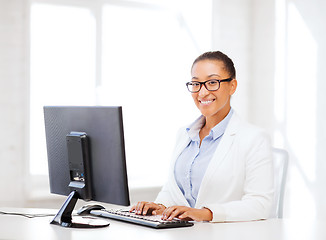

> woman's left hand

[{"left": 161, "top": 206, "right": 213, "bottom": 222}]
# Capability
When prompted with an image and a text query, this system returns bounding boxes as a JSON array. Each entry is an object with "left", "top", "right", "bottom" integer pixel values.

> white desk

[{"left": 1, "top": 207, "right": 326, "bottom": 240}]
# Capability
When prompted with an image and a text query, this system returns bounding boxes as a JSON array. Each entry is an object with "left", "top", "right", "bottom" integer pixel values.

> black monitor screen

[{"left": 44, "top": 106, "right": 130, "bottom": 207}]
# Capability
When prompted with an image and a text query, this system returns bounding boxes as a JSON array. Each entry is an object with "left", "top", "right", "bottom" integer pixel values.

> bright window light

[
  {"left": 274, "top": 0, "right": 287, "bottom": 125},
  {"left": 285, "top": 2, "right": 317, "bottom": 219},
  {"left": 286, "top": 2, "right": 317, "bottom": 183},
  {"left": 29, "top": 1, "right": 212, "bottom": 189},
  {"left": 30, "top": 3, "right": 96, "bottom": 175},
  {"left": 100, "top": 4, "right": 199, "bottom": 187}
]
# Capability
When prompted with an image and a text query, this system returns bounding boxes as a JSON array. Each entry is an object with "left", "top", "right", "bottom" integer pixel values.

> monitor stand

[{"left": 50, "top": 191, "right": 110, "bottom": 228}]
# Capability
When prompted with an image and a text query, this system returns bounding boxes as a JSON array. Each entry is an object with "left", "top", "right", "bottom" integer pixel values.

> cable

[{"left": 0, "top": 211, "right": 55, "bottom": 218}]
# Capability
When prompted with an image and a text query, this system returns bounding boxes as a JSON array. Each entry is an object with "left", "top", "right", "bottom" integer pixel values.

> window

[
  {"left": 30, "top": 3, "right": 96, "bottom": 175},
  {"left": 100, "top": 3, "right": 200, "bottom": 186},
  {"left": 29, "top": 0, "right": 212, "bottom": 190}
]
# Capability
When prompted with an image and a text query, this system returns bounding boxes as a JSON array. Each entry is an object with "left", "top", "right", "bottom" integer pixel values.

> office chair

[{"left": 270, "top": 148, "right": 289, "bottom": 218}]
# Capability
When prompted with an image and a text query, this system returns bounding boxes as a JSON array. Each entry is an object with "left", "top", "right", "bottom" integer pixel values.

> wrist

[{"left": 202, "top": 207, "right": 213, "bottom": 221}]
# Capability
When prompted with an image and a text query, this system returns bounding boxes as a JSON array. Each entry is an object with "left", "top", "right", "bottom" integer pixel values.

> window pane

[
  {"left": 101, "top": 4, "right": 199, "bottom": 187},
  {"left": 30, "top": 4, "right": 96, "bottom": 175}
]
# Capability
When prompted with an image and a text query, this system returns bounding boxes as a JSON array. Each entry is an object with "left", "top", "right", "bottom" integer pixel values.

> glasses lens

[
  {"left": 205, "top": 80, "right": 220, "bottom": 91},
  {"left": 187, "top": 82, "right": 201, "bottom": 92}
]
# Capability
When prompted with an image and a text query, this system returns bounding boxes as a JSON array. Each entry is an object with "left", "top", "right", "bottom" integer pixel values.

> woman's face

[{"left": 190, "top": 59, "right": 237, "bottom": 120}]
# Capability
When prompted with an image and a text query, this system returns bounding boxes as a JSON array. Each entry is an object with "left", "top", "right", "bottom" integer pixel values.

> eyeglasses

[{"left": 186, "top": 78, "right": 233, "bottom": 93}]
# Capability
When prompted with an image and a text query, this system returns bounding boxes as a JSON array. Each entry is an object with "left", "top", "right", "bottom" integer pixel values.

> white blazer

[{"left": 155, "top": 111, "right": 274, "bottom": 222}]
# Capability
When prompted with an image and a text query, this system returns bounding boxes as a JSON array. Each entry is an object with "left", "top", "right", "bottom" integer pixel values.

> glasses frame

[{"left": 186, "top": 78, "right": 233, "bottom": 93}]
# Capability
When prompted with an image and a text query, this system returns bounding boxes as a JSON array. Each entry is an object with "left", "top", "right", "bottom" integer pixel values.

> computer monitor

[{"left": 44, "top": 106, "right": 130, "bottom": 228}]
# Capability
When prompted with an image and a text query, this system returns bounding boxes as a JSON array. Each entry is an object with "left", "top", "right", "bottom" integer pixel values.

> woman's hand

[
  {"left": 130, "top": 201, "right": 166, "bottom": 216},
  {"left": 162, "top": 206, "right": 213, "bottom": 222}
]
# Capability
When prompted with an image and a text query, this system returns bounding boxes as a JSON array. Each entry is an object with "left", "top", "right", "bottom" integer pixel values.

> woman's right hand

[{"left": 129, "top": 201, "right": 166, "bottom": 216}]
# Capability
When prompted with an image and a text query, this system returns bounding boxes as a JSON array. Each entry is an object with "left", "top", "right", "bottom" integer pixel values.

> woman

[{"left": 130, "top": 51, "right": 274, "bottom": 222}]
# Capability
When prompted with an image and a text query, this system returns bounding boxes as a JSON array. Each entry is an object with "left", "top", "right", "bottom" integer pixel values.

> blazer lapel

[{"left": 195, "top": 112, "right": 241, "bottom": 207}]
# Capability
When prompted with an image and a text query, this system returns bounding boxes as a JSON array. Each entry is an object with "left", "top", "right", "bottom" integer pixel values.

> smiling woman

[
  {"left": 130, "top": 51, "right": 274, "bottom": 223},
  {"left": 189, "top": 54, "right": 237, "bottom": 131}
]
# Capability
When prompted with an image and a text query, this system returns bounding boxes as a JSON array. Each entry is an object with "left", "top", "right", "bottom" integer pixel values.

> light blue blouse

[{"left": 174, "top": 109, "right": 233, "bottom": 207}]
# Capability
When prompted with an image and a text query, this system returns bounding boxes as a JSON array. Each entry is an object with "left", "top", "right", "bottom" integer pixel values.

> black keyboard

[{"left": 90, "top": 209, "right": 194, "bottom": 229}]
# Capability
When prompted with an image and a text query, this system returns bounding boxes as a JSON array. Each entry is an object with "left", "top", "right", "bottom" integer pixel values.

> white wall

[
  {"left": 212, "top": 0, "right": 326, "bottom": 219},
  {"left": 287, "top": 0, "right": 326, "bottom": 220},
  {"left": 212, "top": 0, "right": 253, "bottom": 121},
  {"left": 0, "top": 0, "right": 29, "bottom": 206},
  {"left": 1, "top": 0, "right": 326, "bottom": 220},
  {"left": 212, "top": 0, "right": 276, "bottom": 131}
]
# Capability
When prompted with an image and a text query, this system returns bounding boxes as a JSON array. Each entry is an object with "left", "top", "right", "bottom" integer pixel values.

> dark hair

[{"left": 192, "top": 51, "right": 236, "bottom": 79}]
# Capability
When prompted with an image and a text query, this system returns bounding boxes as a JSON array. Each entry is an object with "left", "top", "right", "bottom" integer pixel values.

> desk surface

[{"left": 1, "top": 207, "right": 326, "bottom": 240}]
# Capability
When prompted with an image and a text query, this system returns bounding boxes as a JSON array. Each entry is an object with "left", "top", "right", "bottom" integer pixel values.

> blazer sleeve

[{"left": 154, "top": 182, "right": 180, "bottom": 207}]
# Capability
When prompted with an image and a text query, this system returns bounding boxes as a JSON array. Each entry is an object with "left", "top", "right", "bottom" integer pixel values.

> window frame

[{"left": 27, "top": 0, "right": 212, "bottom": 202}]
